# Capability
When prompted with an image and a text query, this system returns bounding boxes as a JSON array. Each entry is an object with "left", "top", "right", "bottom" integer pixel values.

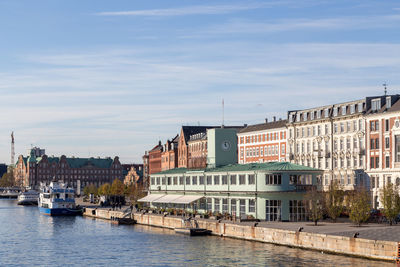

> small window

[
  {"left": 239, "top": 175, "right": 246, "bottom": 185},
  {"left": 248, "top": 174, "right": 255, "bottom": 185},
  {"left": 222, "top": 175, "right": 228, "bottom": 185},
  {"left": 206, "top": 176, "right": 212, "bottom": 185},
  {"left": 230, "top": 175, "right": 237, "bottom": 185},
  {"left": 186, "top": 176, "right": 190, "bottom": 185},
  {"left": 192, "top": 176, "right": 197, "bottom": 185},
  {"left": 214, "top": 175, "right": 220, "bottom": 185},
  {"left": 342, "top": 106, "right": 346, "bottom": 115},
  {"left": 199, "top": 176, "right": 204, "bottom": 185},
  {"left": 333, "top": 107, "right": 338, "bottom": 116}
]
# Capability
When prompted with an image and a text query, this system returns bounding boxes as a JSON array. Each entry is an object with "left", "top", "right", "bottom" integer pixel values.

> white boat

[
  {"left": 38, "top": 181, "right": 82, "bottom": 216},
  {"left": 17, "top": 190, "right": 39, "bottom": 205}
]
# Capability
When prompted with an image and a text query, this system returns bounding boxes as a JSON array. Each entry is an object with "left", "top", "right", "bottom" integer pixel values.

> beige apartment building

[{"left": 287, "top": 99, "right": 368, "bottom": 190}]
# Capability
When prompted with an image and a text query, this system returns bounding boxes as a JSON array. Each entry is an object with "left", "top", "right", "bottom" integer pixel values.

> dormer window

[
  {"left": 317, "top": 110, "right": 321, "bottom": 119},
  {"left": 371, "top": 99, "right": 381, "bottom": 111},
  {"left": 358, "top": 102, "right": 363, "bottom": 112},
  {"left": 296, "top": 113, "right": 300, "bottom": 122},
  {"left": 333, "top": 107, "right": 338, "bottom": 117},
  {"left": 342, "top": 106, "right": 346, "bottom": 115},
  {"left": 304, "top": 112, "right": 307, "bottom": 121},
  {"left": 324, "top": 108, "right": 329, "bottom": 117},
  {"left": 387, "top": 96, "right": 392, "bottom": 109},
  {"left": 310, "top": 111, "right": 314, "bottom": 120},
  {"left": 350, "top": 104, "right": 355, "bottom": 114}
]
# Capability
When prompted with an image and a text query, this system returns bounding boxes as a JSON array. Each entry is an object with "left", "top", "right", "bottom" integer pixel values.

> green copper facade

[{"left": 146, "top": 162, "right": 323, "bottom": 221}]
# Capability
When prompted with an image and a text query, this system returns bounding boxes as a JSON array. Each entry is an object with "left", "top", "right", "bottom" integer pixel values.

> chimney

[
  {"left": 158, "top": 140, "right": 162, "bottom": 146},
  {"left": 265, "top": 118, "right": 268, "bottom": 123},
  {"left": 279, "top": 118, "right": 282, "bottom": 121},
  {"left": 273, "top": 116, "right": 276, "bottom": 122},
  {"left": 244, "top": 124, "right": 248, "bottom": 127}
]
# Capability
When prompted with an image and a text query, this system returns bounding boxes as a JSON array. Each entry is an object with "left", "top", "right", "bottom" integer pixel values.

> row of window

[
  {"left": 295, "top": 156, "right": 364, "bottom": 169},
  {"left": 151, "top": 174, "right": 305, "bottom": 186},
  {"left": 290, "top": 120, "right": 365, "bottom": 139},
  {"left": 240, "top": 131, "right": 285, "bottom": 144},
  {"left": 205, "top": 198, "right": 255, "bottom": 214},
  {"left": 371, "top": 176, "right": 400, "bottom": 189},
  {"left": 242, "top": 144, "right": 285, "bottom": 158}
]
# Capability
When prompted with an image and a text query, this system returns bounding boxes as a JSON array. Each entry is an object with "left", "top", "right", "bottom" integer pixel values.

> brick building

[
  {"left": 365, "top": 95, "right": 400, "bottom": 208},
  {"left": 148, "top": 141, "right": 163, "bottom": 175},
  {"left": 161, "top": 135, "right": 179, "bottom": 171},
  {"left": 177, "top": 126, "right": 216, "bottom": 168},
  {"left": 14, "top": 148, "right": 124, "bottom": 190},
  {"left": 187, "top": 132, "right": 208, "bottom": 169},
  {"left": 237, "top": 118, "right": 287, "bottom": 164}
]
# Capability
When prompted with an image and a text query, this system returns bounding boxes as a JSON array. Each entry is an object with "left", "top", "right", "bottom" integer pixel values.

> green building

[{"left": 140, "top": 162, "right": 322, "bottom": 221}]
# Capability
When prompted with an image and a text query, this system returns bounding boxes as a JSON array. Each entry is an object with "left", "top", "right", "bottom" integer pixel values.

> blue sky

[{"left": 1, "top": 0, "right": 400, "bottom": 164}]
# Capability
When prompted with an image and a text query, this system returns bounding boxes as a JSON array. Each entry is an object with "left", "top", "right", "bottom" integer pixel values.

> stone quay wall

[{"left": 83, "top": 208, "right": 398, "bottom": 262}]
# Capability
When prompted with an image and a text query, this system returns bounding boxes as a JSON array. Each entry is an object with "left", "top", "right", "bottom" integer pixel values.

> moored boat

[
  {"left": 38, "top": 181, "right": 83, "bottom": 216},
  {"left": 17, "top": 190, "right": 39, "bottom": 205}
]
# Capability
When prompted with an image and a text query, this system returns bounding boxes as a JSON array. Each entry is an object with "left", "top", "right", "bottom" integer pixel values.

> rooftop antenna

[
  {"left": 383, "top": 82, "right": 388, "bottom": 96},
  {"left": 11, "top": 132, "right": 15, "bottom": 165},
  {"left": 222, "top": 99, "right": 225, "bottom": 128}
]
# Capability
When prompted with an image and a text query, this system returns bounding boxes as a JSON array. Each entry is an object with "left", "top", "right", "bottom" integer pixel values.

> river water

[{"left": 0, "top": 200, "right": 395, "bottom": 266}]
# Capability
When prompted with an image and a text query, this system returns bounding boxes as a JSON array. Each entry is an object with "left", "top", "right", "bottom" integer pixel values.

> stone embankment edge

[{"left": 83, "top": 208, "right": 397, "bottom": 262}]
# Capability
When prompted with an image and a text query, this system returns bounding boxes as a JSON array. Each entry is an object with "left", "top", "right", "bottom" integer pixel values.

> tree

[
  {"left": 83, "top": 186, "right": 90, "bottom": 196},
  {"left": 325, "top": 180, "right": 344, "bottom": 222},
  {"left": 349, "top": 187, "right": 371, "bottom": 226},
  {"left": 99, "top": 183, "right": 111, "bottom": 196},
  {"left": 88, "top": 184, "right": 98, "bottom": 196},
  {"left": 303, "top": 186, "right": 324, "bottom": 226},
  {"left": 381, "top": 182, "right": 400, "bottom": 226},
  {"left": 0, "top": 171, "right": 15, "bottom": 187},
  {"left": 111, "top": 179, "right": 124, "bottom": 195},
  {"left": 125, "top": 183, "right": 146, "bottom": 204}
]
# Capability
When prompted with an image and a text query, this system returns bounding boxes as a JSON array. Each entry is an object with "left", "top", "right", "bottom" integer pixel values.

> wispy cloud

[
  {"left": 96, "top": 3, "right": 272, "bottom": 17},
  {"left": 186, "top": 14, "right": 400, "bottom": 36}
]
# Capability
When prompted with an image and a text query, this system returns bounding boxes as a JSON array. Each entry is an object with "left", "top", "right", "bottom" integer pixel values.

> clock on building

[{"left": 221, "top": 140, "right": 231, "bottom": 151}]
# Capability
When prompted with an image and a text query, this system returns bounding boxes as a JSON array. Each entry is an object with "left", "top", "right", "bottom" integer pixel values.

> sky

[{"left": 1, "top": 0, "right": 400, "bottom": 164}]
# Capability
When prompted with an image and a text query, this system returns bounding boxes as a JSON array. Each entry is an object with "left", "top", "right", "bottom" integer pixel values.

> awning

[
  {"left": 152, "top": 194, "right": 183, "bottom": 204},
  {"left": 137, "top": 194, "right": 165, "bottom": 202},
  {"left": 173, "top": 195, "right": 204, "bottom": 204}
]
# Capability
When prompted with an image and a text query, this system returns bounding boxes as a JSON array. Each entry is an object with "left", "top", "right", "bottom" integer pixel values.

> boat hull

[
  {"left": 39, "top": 207, "right": 83, "bottom": 216},
  {"left": 18, "top": 200, "right": 38, "bottom": 205}
]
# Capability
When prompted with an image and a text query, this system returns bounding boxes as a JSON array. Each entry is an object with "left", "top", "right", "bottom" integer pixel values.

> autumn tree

[
  {"left": 111, "top": 178, "right": 124, "bottom": 195},
  {"left": 0, "top": 171, "right": 15, "bottom": 187},
  {"left": 125, "top": 183, "right": 146, "bottom": 204},
  {"left": 98, "top": 183, "right": 111, "bottom": 196},
  {"left": 381, "top": 182, "right": 400, "bottom": 226},
  {"left": 325, "top": 180, "right": 344, "bottom": 222},
  {"left": 303, "top": 186, "right": 324, "bottom": 226},
  {"left": 349, "top": 187, "right": 371, "bottom": 226}
]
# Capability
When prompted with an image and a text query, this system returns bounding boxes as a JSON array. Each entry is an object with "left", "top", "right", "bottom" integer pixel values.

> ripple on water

[{"left": 0, "top": 200, "right": 394, "bottom": 267}]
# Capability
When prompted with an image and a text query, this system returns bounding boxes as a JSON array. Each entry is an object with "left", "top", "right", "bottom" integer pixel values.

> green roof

[
  {"left": 18, "top": 155, "right": 114, "bottom": 169},
  {"left": 153, "top": 162, "right": 321, "bottom": 175}
]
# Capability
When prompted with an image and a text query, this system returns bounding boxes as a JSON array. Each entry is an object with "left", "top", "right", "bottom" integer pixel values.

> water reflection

[{"left": 0, "top": 200, "right": 395, "bottom": 267}]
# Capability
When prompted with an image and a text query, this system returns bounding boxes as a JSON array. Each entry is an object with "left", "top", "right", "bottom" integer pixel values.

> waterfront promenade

[{"left": 83, "top": 206, "right": 400, "bottom": 262}]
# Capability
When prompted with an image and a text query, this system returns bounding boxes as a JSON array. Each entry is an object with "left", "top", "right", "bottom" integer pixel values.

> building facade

[
  {"left": 143, "top": 162, "right": 322, "bottom": 221},
  {"left": 365, "top": 95, "right": 400, "bottom": 208},
  {"left": 161, "top": 135, "right": 179, "bottom": 171},
  {"left": 287, "top": 99, "right": 368, "bottom": 190},
  {"left": 123, "top": 164, "right": 144, "bottom": 186},
  {"left": 237, "top": 118, "right": 287, "bottom": 164},
  {"left": 14, "top": 149, "right": 124, "bottom": 191},
  {"left": 187, "top": 132, "right": 208, "bottom": 169},
  {"left": 148, "top": 141, "right": 163, "bottom": 175}
]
